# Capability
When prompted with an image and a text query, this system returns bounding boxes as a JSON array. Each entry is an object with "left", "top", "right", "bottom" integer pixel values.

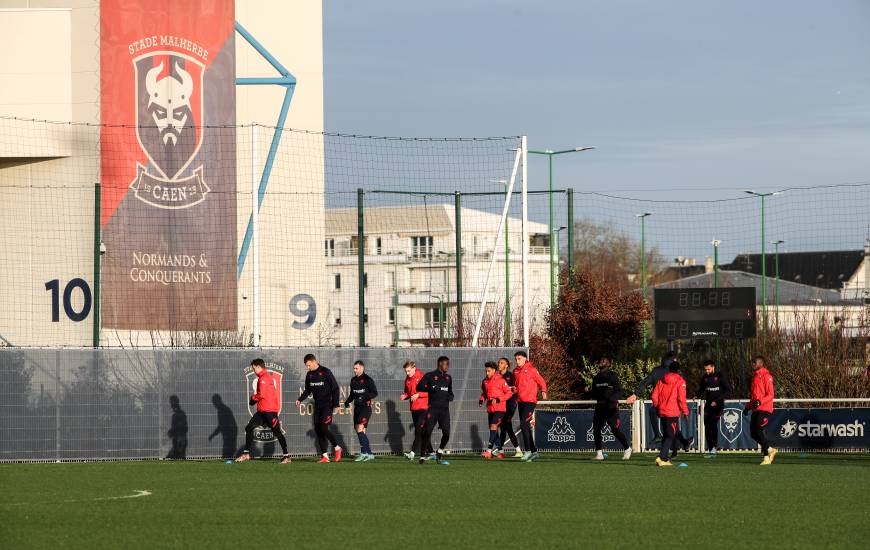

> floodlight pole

[
  {"left": 771, "top": 239, "right": 784, "bottom": 327},
  {"left": 566, "top": 188, "right": 574, "bottom": 280},
  {"left": 712, "top": 240, "right": 721, "bottom": 288},
  {"left": 357, "top": 188, "right": 366, "bottom": 347},
  {"left": 637, "top": 212, "right": 653, "bottom": 349},
  {"left": 528, "top": 146, "right": 594, "bottom": 307},
  {"left": 745, "top": 190, "right": 781, "bottom": 330}
]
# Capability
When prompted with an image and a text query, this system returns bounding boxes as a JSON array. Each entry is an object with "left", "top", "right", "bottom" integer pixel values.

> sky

[{"left": 322, "top": 0, "right": 870, "bottom": 260}]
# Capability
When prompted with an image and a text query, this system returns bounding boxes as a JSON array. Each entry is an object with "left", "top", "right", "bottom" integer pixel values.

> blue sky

[{"left": 323, "top": 0, "right": 870, "bottom": 259}]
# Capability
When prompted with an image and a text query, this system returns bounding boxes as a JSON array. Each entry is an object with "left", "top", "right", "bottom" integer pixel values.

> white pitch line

[{"left": 1, "top": 490, "right": 152, "bottom": 507}]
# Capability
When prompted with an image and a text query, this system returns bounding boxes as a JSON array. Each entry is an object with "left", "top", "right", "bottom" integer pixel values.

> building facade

[{"left": 323, "top": 205, "right": 553, "bottom": 347}]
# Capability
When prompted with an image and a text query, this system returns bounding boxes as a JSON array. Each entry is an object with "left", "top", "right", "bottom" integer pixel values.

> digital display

[{"left": 654, "top": 288, "right": 756, "bottom": 340}]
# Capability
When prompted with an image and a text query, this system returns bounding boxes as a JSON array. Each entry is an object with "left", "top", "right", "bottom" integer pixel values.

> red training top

[
  {"left": 401, "top": 369, "right": 429, "bottom": 411},
  {"left": 251, "top": 369, "right": 280, "bottom": 413},
  {"left": 651, "top": 372, "right": 689, "bottom": 418},
  {"left": 513, "top": 361, "right": 547, "bottom": 404},
  {"left": 749, "top": 367, "right": 775, "bottom": 413},
  {"left": 480, "top": 373, "right": 512, "bottom": 413}
]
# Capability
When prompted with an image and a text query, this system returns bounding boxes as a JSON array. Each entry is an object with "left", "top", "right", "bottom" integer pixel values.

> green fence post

[
  {"left": 454, "top": 192, "right": 463, "bottom": 341},
  {"left": 93, "top": 182, "right": 101, "bottom": 348},
  {"left": 357, "top": 188, "right": 366, "bottom": 347}
]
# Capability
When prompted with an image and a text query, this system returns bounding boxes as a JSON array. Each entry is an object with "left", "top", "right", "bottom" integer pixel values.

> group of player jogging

[
  {"left": 235, "top": 349, "right": 778, "bottom": 467},
  {"left": 616, "top": 351, "right": 778, "bottom": 467}
]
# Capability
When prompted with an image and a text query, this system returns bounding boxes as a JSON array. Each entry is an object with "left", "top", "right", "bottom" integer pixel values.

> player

[
  {"left": 344, "top": 360, "right": 378, "bottom": 462},
  {"left": 497, "top": 357, "right": 523, "bottom": 457},
  {"left": 743, "top": 355, "right": 776, "bottom": 465},
  {"left": 415, "top": 356, "right": 454, "bottom": 465},
  {"left": 625, "top": 351, "right": 675, "bottom": 444},
  {"left": 651, "top": 360, "right": 689, "bottom": 467},
  {"left": 583, "top": 356, "right": 632, "bottom": 461},
  {"left": 237, "top": 358, "right": 290, "bottom": 464},
  {"left": 295, "top": 353, "right": 342, "bottom": 463},
  {"left": 696, "top": 359, "right": 731, "bottom": 457},
  {"left": 513, "top": 350, "right": 547, "bottom": 462},
  {"left": 479, "top": 361, "right": 512, "bottom": 459},
  {"left": 401, "top": 361, "right": 433, "bottom": 461}
]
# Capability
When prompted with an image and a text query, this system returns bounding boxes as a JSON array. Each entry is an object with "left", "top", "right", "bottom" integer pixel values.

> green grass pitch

[{"left": 2, "top": 453, "right": 869, "bottom": 549}]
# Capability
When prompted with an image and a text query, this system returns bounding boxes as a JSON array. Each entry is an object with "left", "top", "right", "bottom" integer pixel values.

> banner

[
  {"left": 643, "top": 401, "right": 699, "bottom": 451},
  {"left": 99, "top": 0, "right": 237, "bottom": 330},
  {"left": 535, "top": 409, "right": 633, "bottom": 451},
  {"left": 715, "top": 405, "right": 870, "bottom": 450}
]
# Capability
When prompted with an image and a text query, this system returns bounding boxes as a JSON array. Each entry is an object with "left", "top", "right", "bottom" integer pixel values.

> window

[
  {"left": 334, "top": 274, "right": 341, "bottom": 290},
  {"left": 363, "top": 273, "right": 368, "bottom": 289},
  {"left": 376, "top": 237, "right": 382, "bottom": 255},
  {"left": 385, "top": 271, "right": 396, "bottom": 291},
  {"left": 425, "top": 306, "right": 442, "bottom": 328},
  {"left": 411, "top": 236, "right": 433, "bottom": 259},
  {"left": 324, "top": 239, "right": 335, "bottom": 257},
  {"left": 364, "top": 308, "right": 369, "bottom": 326},
  {"left": 388, "top": 307, "right": 396, "bottom": 325},
  {"left": 333, "top": 308, "right": 342, "bottom": 327},
  {"left": 351, "top": 235, "right": 366, "bottom": 254}
]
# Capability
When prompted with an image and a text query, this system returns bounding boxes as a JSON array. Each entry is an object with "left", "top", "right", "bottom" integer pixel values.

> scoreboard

[{"left": 654, "top": 287, "right": 757, "bottom": 340}]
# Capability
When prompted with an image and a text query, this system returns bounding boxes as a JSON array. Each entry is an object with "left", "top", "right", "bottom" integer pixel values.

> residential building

[{"left": 323, "top": 205, "right": 553, "bottom": 346}]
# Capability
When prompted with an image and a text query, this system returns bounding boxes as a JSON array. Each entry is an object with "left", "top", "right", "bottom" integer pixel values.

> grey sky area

[{"left": 323, "top": 0, "right": 870, "bottom": 261}]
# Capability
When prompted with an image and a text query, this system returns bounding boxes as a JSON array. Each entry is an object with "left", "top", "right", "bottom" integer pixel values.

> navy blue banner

[
  {"left": 698, "top": 405, "right": 870, "bottom": 450},
  {"left": 535, "top": 409, "right": 632, "bottom": 451},
  {"left": 642, "top": 402, "right": 699, "bottom": 451}
]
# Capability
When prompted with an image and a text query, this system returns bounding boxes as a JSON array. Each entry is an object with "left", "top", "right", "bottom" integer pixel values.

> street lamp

[
  {"left": 744, "top": 190, "right": 782, "bottom": 329},
  {"left": 529, "top": 146, "right": 595, "bottom": 307},
  {"left": 771, "top": 239, "right": 785, "bottom": 326},
  {"left": 489, "top": 178, "right": 511, "bottom": 345},
  {"left": 636, "top": 212, "right": 653, "bottom": 349},
  {"left": 711, "top": 240, "right": 721, "bottom": 288}
]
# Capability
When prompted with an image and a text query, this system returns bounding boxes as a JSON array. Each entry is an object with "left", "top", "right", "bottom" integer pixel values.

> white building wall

[{"left": 0, "top": 1, "right": 325, "bottom": 347}]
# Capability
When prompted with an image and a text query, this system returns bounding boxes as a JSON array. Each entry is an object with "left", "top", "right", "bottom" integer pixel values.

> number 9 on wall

[{"left": 289, "top": 293, "right": 316, "bottom": 329}]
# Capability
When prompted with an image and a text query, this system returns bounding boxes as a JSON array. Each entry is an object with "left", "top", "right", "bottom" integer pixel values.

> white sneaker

[
  {"left": 592, "top": 451, "right": 605, "bottom": 461},
  {"left": 513, "top": 449, "right": 524, "bottom": 458},
  {"left": 404, "top": 451, "right": 415, "bottom": 461},
  {"left": 622, "top": 447, "right": 633, "bottom": 461}
]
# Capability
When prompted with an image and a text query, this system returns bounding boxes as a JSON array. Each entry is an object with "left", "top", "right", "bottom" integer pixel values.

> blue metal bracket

[{"left": 234, "top": 21, "right": 297, "bottom": 278}]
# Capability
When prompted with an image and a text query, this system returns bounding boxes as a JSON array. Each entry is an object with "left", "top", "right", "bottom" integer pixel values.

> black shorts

[
  {"left": 353, "top": 405, "right": 372, "bottom": 426},
  {"left": 426, "top": 408, "right": 450, "bottom": 431},
  {"left": 488, "top": 411, "right": 505, "bottom": 426},
  {"left": 705, "top": 401, "right": 724, "bottom": 418},
  {"left": 412, "top": 409, "right": 427, "bottom": 429},
  {"left": 313, "top": 406, "right": 334, "bottom": 427}
]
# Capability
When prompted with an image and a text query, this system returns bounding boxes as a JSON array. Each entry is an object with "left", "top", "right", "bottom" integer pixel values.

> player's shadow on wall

[
  {"left": 207, "top": 394, "right": 238, "bottom": 458},
  {"left": 469, "top": 424, "right": 484, "bottom": 452},
  {"left": 384, "top": 400, "right": 405, "bottom": 454}
]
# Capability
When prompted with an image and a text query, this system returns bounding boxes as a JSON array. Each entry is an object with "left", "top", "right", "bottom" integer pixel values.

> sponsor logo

[
  {"left": 780, "top": 419, "right": 797, "bottom": 439},
  {"left": 720, "top": 407, "right": 743, "bottom": 443},
  {"left": 547, "top": 416, "right": 576, "bottom": 443},
  {"left": 779, "top": 419, "right": 865, "bottom": 439},
  {"left": 586, "top": 424, "right": 615, "bottom": 443},
  {"left": 243, "top": 362, "right": 285, "bottom": 442},
  {"left": 131, "top": 51, "right": 208, "bottom": 209}
]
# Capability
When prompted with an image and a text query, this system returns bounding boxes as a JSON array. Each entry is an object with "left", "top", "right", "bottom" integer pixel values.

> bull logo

[
  {"left": 720, "top": 407, "right": 743, "bottom": 443},
  {"left": 131, "top": 51, "right": 209, "bottom": 209},
  {"left": 244, "top": 362, "right": 285, "bottom": 442}
]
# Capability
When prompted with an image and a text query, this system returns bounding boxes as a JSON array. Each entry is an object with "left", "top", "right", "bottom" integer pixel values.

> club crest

[
  {"left": 244, "top": 363, "right": 285, "bottom": 442},
  {"left": 131, "top": 51, "right": 209, "bottom": 209},
  {"left": 720, "top": 407, "right": 743, "bottom": 443}
]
